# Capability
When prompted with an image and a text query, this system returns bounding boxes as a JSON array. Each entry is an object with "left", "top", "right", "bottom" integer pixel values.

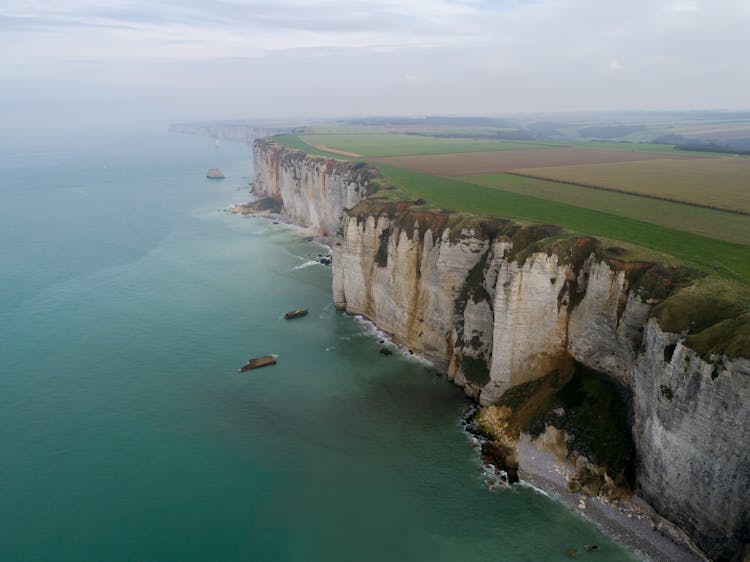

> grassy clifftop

[
  {"left": 263, "top": 137, "right": 750, "bottom": 360},
  {"left": 272, "top": 133, "right": 750, "bottom": 282}
]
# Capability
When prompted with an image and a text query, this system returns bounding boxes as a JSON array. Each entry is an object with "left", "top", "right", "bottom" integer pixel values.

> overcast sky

[{"left": 2, "top": 0, "right": 749, "bottom": 127}]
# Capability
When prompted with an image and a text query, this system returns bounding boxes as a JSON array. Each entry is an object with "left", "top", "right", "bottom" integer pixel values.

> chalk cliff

[
  {"left": 253, "top": 140, "right": 376, "bottom": 236},
  {"left": 253, "top": 140, "right": 750, "bottom": 561},
  {"left": 169, "top": 122, "right": 287, "bottom": 143}
]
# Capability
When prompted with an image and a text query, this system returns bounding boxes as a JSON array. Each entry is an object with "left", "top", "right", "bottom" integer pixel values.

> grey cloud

[
  {"left": 1, "top": 0, "right": 748, "bottom": 128},
  {"left": 0, "top": 14, "right": 138, "bottom": 31},
  {"left": 2, "top": 0, "right": 493, "bottom": 36}
]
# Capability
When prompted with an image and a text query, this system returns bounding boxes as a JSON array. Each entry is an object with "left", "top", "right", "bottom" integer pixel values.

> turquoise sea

[{"left": 0, "top": 127, "right": 637, "bottom": 561}]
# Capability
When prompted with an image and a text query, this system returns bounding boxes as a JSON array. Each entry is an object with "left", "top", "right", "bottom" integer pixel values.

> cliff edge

[{"left": 252, "top": 139, "right": 750, "bottom": 562}]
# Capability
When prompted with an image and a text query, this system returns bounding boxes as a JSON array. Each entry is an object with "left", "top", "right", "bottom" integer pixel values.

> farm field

[
  {"left": 673, "top": 122, "right": 750, "bottom": 141},
  {"left": 371, "top": 147, "right": 699, "bottom": 177},
  {"left": 267, "top": 133, "right": 750, "bottom": 281},
  {"left": 375, "top": 164, "right": 750, "bottom": 282},
  {"left": 269, "top": 134, "right": 344, "bottom": 157},
  {"left": 555, "top": 140, "right": 698, "bottom": 153},
  {"left": 297, "top": 133, "right": 553, "bottom": 157},
  {"left": 514, "top": 157, "right": 750, "bottom": 214},
  {"left": 458, "top": 173, "right": 750, "bottom": 246}
]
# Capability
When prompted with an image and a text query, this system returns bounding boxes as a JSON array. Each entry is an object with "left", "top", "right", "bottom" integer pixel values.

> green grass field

[
  {"left": 297, "top": 133, "right": 553, "bottom": 157},
  {"left": 458, "top": 172, "right": 750, "bottom": 246},
  {"left": 376, "top": 164, "right": 750, "bottom": 283},
  {"left": 267, "top": 133, "right": 750, "bottom": 282},
  {"left": 270, "top": 134, "right": 349, "bottom": 158}
]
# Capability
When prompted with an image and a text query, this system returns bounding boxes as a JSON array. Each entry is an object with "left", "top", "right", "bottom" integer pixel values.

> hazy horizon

[{"left": 3, "top": 0, "right": 749, "bottom": 130}]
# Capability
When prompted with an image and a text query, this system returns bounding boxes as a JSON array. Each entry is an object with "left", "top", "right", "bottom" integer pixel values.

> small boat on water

[
  {"left": 207, "top": 167, "right": 225, "bottom": 179},
  {"left": 284, "top": 309, "right": 308, "bottom": 320},
  {"left": 239, "top": 355, "right": 276, "bottom": 372}
]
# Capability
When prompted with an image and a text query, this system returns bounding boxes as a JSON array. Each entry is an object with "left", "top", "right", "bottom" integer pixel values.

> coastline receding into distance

[
  {"left": 1, "top": 129, "right": 644, "bottom": 561},
  {"left": 5, "top": 0, "right": 750, "bottom": 559},
  {"left": 239, "top": 129, "right": 749, "bottom": 562}
]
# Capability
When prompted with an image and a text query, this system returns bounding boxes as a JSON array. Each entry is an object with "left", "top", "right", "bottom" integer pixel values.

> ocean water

[{"left": 0, "top": 127, "right": 637, "bottom": 561}]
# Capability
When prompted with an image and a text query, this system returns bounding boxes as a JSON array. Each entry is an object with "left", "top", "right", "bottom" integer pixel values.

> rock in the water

[
  {"left": 239, "top": 355, "right": 276, "bottom": 372},
  {"left": 480, "top": 441, "right": 519, "bottom": 483},
  {"left": 284, "top": 309, "right": 308, "bottom": 320}
]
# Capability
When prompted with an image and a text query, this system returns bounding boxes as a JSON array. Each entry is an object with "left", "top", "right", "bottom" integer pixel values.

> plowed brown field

[
  {"left": 515, "top": 157, "right": 750, "bottom": 215},
  {"left": 371, "top": 147, "right": 704, "bottom": 177},
  {"left": 315, "top": 145, "right": 363, "bottom": 157}
]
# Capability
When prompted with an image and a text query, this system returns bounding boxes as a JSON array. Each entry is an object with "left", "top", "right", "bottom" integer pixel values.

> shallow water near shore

[{"left": 0, "top": 127, "right": 637, "bottom": 561}]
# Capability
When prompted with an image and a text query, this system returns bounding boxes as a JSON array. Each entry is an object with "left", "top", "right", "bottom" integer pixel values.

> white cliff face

[
  {"left": 484, "top": 255, "right": 654, "bottom": 402},
  {"left": 332, "top": 212, "right": 490, "bottom": 367},
  {"left": 633, "top": 321, "right": 750, "bottom": 561},
  {"left": 483, "top": 253, "right": 571, "bottom": 405},
  {"left": 253, "top": 140, "right": 750, "bottom": 561},
  {"left": 170, "top": 124, "right": 285, "bottom": 143},
  {"left": 567, "top": 261, "right": 651, "bottom": 388},
  {"left": 252, "top": 142, "right": 369, "bottom": 236},
  {"left": 334, "top": 211, "right": 750, "bottom": 560}
]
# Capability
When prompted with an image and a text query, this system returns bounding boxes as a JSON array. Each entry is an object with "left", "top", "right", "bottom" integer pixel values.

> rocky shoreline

[
  {"left": 232, "top": 203, "right": 706, "bottom": 562},
  {"left": 461, "top": 408, "right": 706, "bottom": 562},
  {"left": 514, "top": 441, "right": 706, "bottom": 562},
  {"left": 229, "top": 203, "right": 337, "bottom": 250},
  {"left": 246, "top": 141, "right": 750, "bottom": 560}
]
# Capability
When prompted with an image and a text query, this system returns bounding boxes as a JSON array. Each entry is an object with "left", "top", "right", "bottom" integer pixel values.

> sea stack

[{"left": 206, "top": 167, "right": 225, "bottom": 179}]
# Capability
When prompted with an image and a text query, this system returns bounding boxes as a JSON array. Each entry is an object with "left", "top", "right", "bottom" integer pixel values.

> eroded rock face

[
  {"left": 633, "top": 320, "right": 750, "bottom": 561},
  {"left": 567, "top": 261, "right": 652, "bottom": 388},
  {"left": 252, "top": 141, "right": 371, "bottom": 236},
  {"left": 332, "top": 212, "right": 492, "bottom": 376},
  {"left": 253, "top": 140, "right": 750, "bottom": 561},
  {"left": 483, "top": 253, "right": 571, "bottom": 404},
  {"left": 480, "top": 440, "right": 519, "bottom": 483}
]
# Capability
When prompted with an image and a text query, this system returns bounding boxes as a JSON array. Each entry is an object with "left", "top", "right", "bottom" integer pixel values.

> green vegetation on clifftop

[
  {"left": 297, "top": 133, "right": 553, "bottom": 157},
  {"left": 259, "top": 138, "right": 750, "bottom": 360},
  {"left": 460, "top": 172, "right": 750, "bottom": 246},
  {"left": 495, "top": 366, "right": 635, "bottom": 479},
  {"left": 375, "top": 164, "right": 750, "bottom": 283},
  {"left": 270, "top": 135, "right": 352, "bottom": 159}
]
